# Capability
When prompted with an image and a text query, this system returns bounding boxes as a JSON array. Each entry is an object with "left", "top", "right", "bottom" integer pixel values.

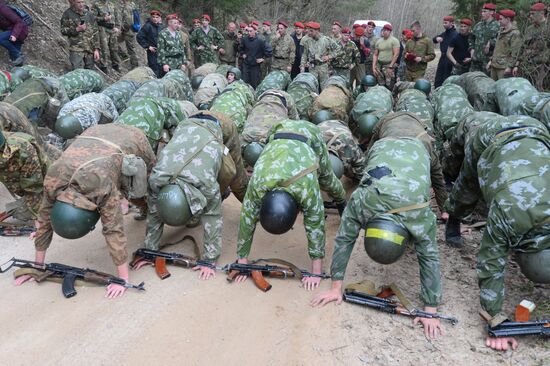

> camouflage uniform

[
  {"left": 309, "top": 82, "right": 353, "bottom": 123},
  {"left": 115, "top": 96, "right": 189, "bottom": 151},
  {"left": 157, "top": 28, "right": 188, "bottom": 73},
  {"left": 366, "top": 112, "right": 448, "bottom": 212},
  {"left": 190, "top": 26, "right": 224, "bottom": 67},
  {"left": 194, "top": 73, "right": 227, "bottom": 107},
  {"left": 92, "top": 0, "right": 121, "bottom": 71},
  {"left": 219, "top": 30, "right": 238, "bottom": 66},
  {"left": 59, "top": 69, "right": 105, "bottom": 100},
  {"left": 350, "top": 85, "right": 393, "bottom": 136},
  {"left": 331, "top": 39, "right": 359, "bottom": 83},
  {"left": 34, "top": 124, "right": 156, "bottom": 266},
  {"left": 271, "top": 33, "right": 296, "bottom": 72},
  {"left": 494, "top": 77, "right": 539, "bottom": 117},
  {"left": 395, "top": 89, "right": 435, "bottom": 132},
  {"left": 60, "top": 4, "right": 100, "bottom": 70},
  {"left": 120, "top": 66, "right": 157, "bottom": 83},
  {"left": 489, "top": 23, "right": 522, "bottom": 80},
  {"left": 0, "top": 132, "right": 49, "bottom": 220},
  {"left": 470, "top": 18, "right": 500, "bottom": 74},
  {"left": 117, "top": 0, "right": 139, "bottom": 69},
  {"left": 9, "top": 66, "right": 57, "bottom": 92},
  {"left": 101, "top": 79, "right": 139, "bottom": 113},
  {"left": 475, "top": 133, "right": 550, "bottom": 318},
  {"left": 300, "top": 35, "right": 338, "bottom": 87},
  {"left": 404, "top": 35, "right": 435, "bottom": 81},
  {"left": 130, "top": 70, "right": 194, "bottom": 103},
  {"left": 519, "top": 92, "right": 550, "bottom": 129},
  {"left": 237, "top": 119, "right": 346, "bottom": 259},
  {"left": 241, "top": 90, "right": 299, "bottom": 148},
  {"left": 455, "top": 71, "right": 497, "bottom": 112},
  {"left": 0, "top": 102, "right": 61, "bottom": 160},
  {"left": 145, "top": 118, "right": 224, "bottom": 262},
  {"left": 287, "top": 72, "right": 319, "bottom": 119},
  {"left": 432, "top": 83, "right": 474, "bottom": 143},
  {"left": 59, "top": 92, "right": 118, "bottom": 133},
  {"left": 516, "top": 19, "right": 550, "bottom": 91},
  {"left": 255, "top": 70, "right": 291, "bottom": 98},
  {"left": 0, "top": 72, "right": 10, "bottom": 100},
  {"left": 330, "top": 137, "right": 441, "bottom": 307},
  {"left": 209, "top": 80, "right": 255, "bottom": 133},
  {"left": 444, "top": 115, "right": 547, "bottom": 221},
  {"left": 318, "top": 119, "right": 365, "bottom": 181}
]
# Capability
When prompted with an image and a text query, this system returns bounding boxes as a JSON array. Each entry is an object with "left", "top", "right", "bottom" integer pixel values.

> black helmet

[
  {"left": 157, "top": 184, "right": 193, "bottom": 226},
  {"left": 243, "top": 142, "right": 264, "bottom": 167},
  {"left": 55, "top": 115, "right": 83, "bottom": 139},
  {"left": 259, "top": 190, "right": 299, "bottom": 234},
  {"left": 191, "top": 74, "right": 204, "bottom": 89},
  {"left": 311, "top": 110, "right": 333, "bottom": 125},
  {"left": 361, "top": 74, "right": 377, "bottom": 87},
  {"left": 356, "top": 114, "right": 379, "bottom": 139},
  {"left": 328, "top": 153, "right": 344, "bottom": 179},
  {"left": 227, "top": 67, "right": 241, "bottom": 81},
  {"left": 364, "top": 219, "right": 411, "bottom": 264},
  {"left": 516, "top": 249, "right": 550, "bottom": 284},
  {"left": 51, "top": 201, "right": 100, "bottom": 239},
  {"left": 414, "top": 79, "right": 431, "bottom": 95}
]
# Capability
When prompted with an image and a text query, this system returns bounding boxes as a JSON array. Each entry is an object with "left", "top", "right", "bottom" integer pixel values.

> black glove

[{"left": 336, "top": 200, "right": 347, "bottom": 217}]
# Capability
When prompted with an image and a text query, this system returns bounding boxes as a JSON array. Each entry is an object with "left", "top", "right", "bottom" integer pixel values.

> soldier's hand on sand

[
  {"left": 105, "top": 283, "right": 126, "bottom": 299},
  {"left": 485, "top": 336, "right": 518, "bottom": 351},
  {"left": 310, "top": 287, "right": 343, "bottom": 307},
  {"left": 193, "top": 265, "right": 216, "bottom": 280}
]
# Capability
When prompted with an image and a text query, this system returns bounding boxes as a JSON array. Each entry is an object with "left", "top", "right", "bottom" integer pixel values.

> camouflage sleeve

[
  {"left": 349, "top": 143, "right": 366, "bottom": 181},
  {"left": 424, "top": 40, "right": 436, "bottom": 63},
  {"left": 429, "top": 149, "right": 448, "bottom": 212},
  {"left": 215, "top": 29, "right": 224, "bottom": 49},
  {"left": 413, "top": 211, "right": 441, "bottom": 307},
  {"left": 189, "top": 29, "right": 199, "bottom": 50},
  {"left": 489, "top": 22, "right": 500, "bottom": 47},
  {"left": 34, "top": 192, "right": 54, "bottom": 252},
  {"left": 507, "top": 32, "right": 522, "bottom": 69},
  {"left": 99, "top": 187, "right": 129, "bottom": 266},
  {"left": 297, "top": 178, "right": 326, "bottom": 259},
  {"left": 314, "top": 131, "right": 346, "bottom": 202},
  {"left": 157, "top": 32, "right": 168, "bottom": 66},
  {"left": 90, "top": 18, "right": 100, "bottom": 50},
  {"left": 144, "top": 190, "right": 164, "bottom": 250},
  {"left": 60, "top": 13, "right": 78, "bottom": 37},
  {"left": 330, "top": 189, "right": 366, "bottom": 279},
  {"left": 300, "top": 40, "right": 308, "bottom": 69},
  {"left": 289, "top": 39, "right": 296, "bottom": 68},
  {"left": 328, "top": 38, "right": 339, "bottom": 60},
  {"left": 113, "top": 5, "right": 121, "bottom": 29},
  {"left": 199, "top": 187, "right": 223, "bottom": 262},
  {"left": 222, "top": 119, "right": 248, "bottom": 202},
  {"left": 353, "top": 44, "right": 360, "bottom": 65},
  {"left": 477, "top": 208, "right": 509, "bottom": 317},
  {"left": 236, "top": 179, "right": 264, "bottom": 259}
]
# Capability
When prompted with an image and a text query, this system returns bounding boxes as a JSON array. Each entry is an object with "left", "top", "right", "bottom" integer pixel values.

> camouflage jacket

[
  {"left": 237, "top": 119, "right": 345, "bottom": 259},
  {"left": 255, "top": 70, "right": 292, "bottom": 98},
  {"left": 220, "top": 30, "right": 238, "bottom": 64},
  {"left": 0, "top": 132, "right": 49, "bottom": 218},
  {"left": 470, "top": 19, "right": 500, "bottom": 65},
  {"left": 491, "top": 24, "right": 521, "bottom": 69},
  {"left": 432, "top": 83, "right": 474, "bottom": 140},
  {"left": 517, "top": 19, "right": 550, "bottom": 66},
  {"left": 58, "top": 93, "right": 119, "bottom": 133},
  {"left": 404, "top": 35, "right": 436, "bottom": 72},
  {"left": 271, "top": 32, "right": 296, "bottom": 64},
  {"left": 101, "top": 79, "right": 139, "bottom": 114},
  {"left": 300, "top": 35, "right": 338, "bottom": 69},
  {"left": 157, "top": 28, "right": 188, "bottom": 70},
  {"left": 394, "top": 89, "right": 434, "bottom": 131},
  {"left": 59, "top": 69, "right": 105, "bottom": 100},
  {"left": 209, "top": 80, "right": 255, "bottom": 133},
  {"left": 146, "top": 118, "right": 224, "bottom": 262},
  {"left": 34, "top": 124, "right": 156, "bottom": 266},
  {"left": 331, "top": 137, "right": 442, "bottom": 307},
  {"left": 92, "top": 0, "right": 120, "bottom": 31},
  {"left": 60, "top": 5, "right": 100, "bottom": 52},
  {"left": 332, "top": 40, "right": 360, "bottom": 69},
  {"left": 190, "top": 26, "right": 224, "bottom": 66},
  {"left": 119, "top": 0, "right": 136, "bottom": 31}
]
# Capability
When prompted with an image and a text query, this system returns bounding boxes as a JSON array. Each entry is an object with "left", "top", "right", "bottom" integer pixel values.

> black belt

[
  {"left": 274, "top": 56, "right": 287, "bottom": 60},
  {"left": 273, "top": 132, "right": 308, "bottom": 144},
  {"left": 192, "top": 113, "right": 221, "bottom": 127},
  {"left": 262, "top": 92, "right": 287, "bottom": 108}
]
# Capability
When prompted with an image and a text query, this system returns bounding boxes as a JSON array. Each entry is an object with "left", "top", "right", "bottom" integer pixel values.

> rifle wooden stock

[
  {"left": 251, "top": 270, "right": 272, "bottom": 292},
  {"left": 154, "top": 257, "right": 171, "bottom": 280},
  {"left": 226, "top": 270, "right": 240, "bottom": 282},
  {"left": 35, "top": 270, "right": 55, "bottom": 283}
]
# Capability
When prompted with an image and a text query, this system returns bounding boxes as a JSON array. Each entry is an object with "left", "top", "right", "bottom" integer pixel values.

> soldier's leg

[
  {"left": 98, "top": 28, "right": 109, "bottom": 71},
  {"left": 250, "top": 64, "right": 262, "bottom": 89},
  {"left": 69, "top": 51, "right": 84, "bottom": 70},
  {"left": 108, "top": 33, "right": 121, "bottom": 70},
  {"left": 354, "top": 63, "right": 366, "bottom": 87},
  {"left": 83, "top": 52, "right": 95, "bottom": 70},
  {"left": 490, "top": 67, "right": 503, "bottom": 81},
  {"left": 316, "top": 64, "right": 329, "bottom": 88},
  {"left": 125, "top": 32, "right": 139, "bottom": 69},
  {"left": 364, "top": 61, "right": 374, "bottom": 76},
  {"left": 144, "top": 191, "right": 165, "bottom": 250},
  {"left": 147, "top": 51, "right": 161, "bottom": 78}
]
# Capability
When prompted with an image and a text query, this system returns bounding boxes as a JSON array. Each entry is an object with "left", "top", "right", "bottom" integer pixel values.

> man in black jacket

[
  {"left": 433, "top": 16, "right": 457, "bottom": 88},
  {"left": 290, "top": 21, "right": 305, "bottom": 78},
  {"left": 239, "top": 26, "right": 272, "bottom": 88},
  {"left": 136, "top": 10, "right": 164, "bottom": 77}
]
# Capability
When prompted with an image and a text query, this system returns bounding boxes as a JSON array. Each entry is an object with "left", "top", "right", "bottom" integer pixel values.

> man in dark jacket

[
  {"left": 136, "top": 10, "right": 164, "bottom": 77},
  {"left": 291, "top": 21, "right": 305, "bottom": 78},
  {"left": 239, "top": 25, "right": 272, "bottom": 88},
  {"left": 0, "top": 1, "right": 29, "bottom": 66},
  {"left": 433, "top": 16, "right": 457, "bottom": 88}
]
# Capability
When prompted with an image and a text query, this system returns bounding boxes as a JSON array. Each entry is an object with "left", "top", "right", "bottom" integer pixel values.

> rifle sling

[
  {"left": 344, "top": 280, "right": 416, "bottom": 312},
  {"left": 384, "top": 201, "right": 430, "bottom": 215},
  {"left": 279, "top": 163, "right": 319, "bottom": 188}
]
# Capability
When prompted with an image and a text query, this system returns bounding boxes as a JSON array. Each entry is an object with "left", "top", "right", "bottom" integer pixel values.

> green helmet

[
  {"left": 11, "top": 67, "right": 30, "bottom": 84},
  {"left": 191, "top": 75, "right": 204, "bottom": 89},
  {"left": 516, "top": 249, "right": 550, "bottom": 284},
  {"left": 259, "top": 190, "right": 299, "bottom": 234},
  {"left": 0, "top": 130, "right": 5, "bottom": 149},
  {"left": 361, "top": 74, "right": 377, "bottom": 87},
  {"left": 227, "top": 67, "right": 241, "bottom": 81},
  {"left": 198, "top": 103, "right": 209, "bottom": 110},
  {"left": 414, "top": 79, "right": 431, "bottom": 95},
  {"left": 311, "top": 110, "right": 333, "bottom": 125},
  {"left": 243, "top": 142, "right": 264, "bottom": 167},
  {"left": 329, "top": 153, "right": 344, "bottom": 179},
  {"left": 356, "top": 114, "right": 379, "bottom": 139},
  {"left": 51, "top": 201, "right": 100, "bottom": 239},
  {"left": 157, "top": 184, "right": 193, "bottom": 226},
  {"left": 364, "top": 219, "right": 411, "bottom": 264},
  {"left": 55, "top": 115, "right": 83, "bottom": 139}
]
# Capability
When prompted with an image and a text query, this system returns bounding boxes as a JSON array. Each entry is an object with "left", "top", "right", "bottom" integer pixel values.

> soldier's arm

[
  {"left": 157, "top": 32, "right": 167, "bottom": 66},
  {"left": 200, "top": 185, "right": 224, "bottom": 262},
  {"left": 330, "top": 189, "right": 365, "bottom": 280},
  {"left": 215, "top": 29, "right": 224, "bottom": 49},
  {"left": 300, "top": 40, "right": 308, "bottom": 68},
  {"left": 136, "top": 24, "right": 149, "bottom": 48},
  {"left": 236, "top": 179, "right": 264, "bottom": 259},
  {"left": 19, "top": 149, "right": 47, "bottom": 218},
  {"left": 34, "top": 187, "right": 57, "bottom": 252},
  {"left": 99, "top": 187, "right": 129, "bottom": 266},
  {"left": 60, "top": 13, "right": 78, "bottom": 37},
  {"left": 489, "top": 22, "right": 500, "bottom": 47},
  {"left": 424, "top": 40, "right": 436, "bottom": 63},
  {"left": 349, "top": 143, "right": 366, "bottom": 182},
  {"left": 299, "top": 182, "right": 326, "bottom": 259},
  {"left": 327, "top": 38, "right": 339, "bottom": 60},
  {"left": 429, "top": 150, "right": 448, "bottom": 212},
  {"left": 288, "top": 40, "right": 296, "bottom": 69},
  {"left": 413, "top": 211, "right": 442, "bottom": 307},
  {"left": 314, "top": 130, "right": 346, "bottom": 202},
  {"left": 189, "top": 29, "right": 199, "bottom": 49},
  {"left": 507, "top": 32, "right": 523, "bottom": 69},
  {"left": 89, "top": 13, "right": 100, "bottom": 50}
]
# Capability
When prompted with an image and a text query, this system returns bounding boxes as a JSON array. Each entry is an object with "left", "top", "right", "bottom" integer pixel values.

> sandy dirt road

[{"left": 0, "top": 178, "right": 549, "bottom": 366}]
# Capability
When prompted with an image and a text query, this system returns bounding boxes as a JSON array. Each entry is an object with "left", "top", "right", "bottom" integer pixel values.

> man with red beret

[
  {"left": 351, "top": 24, "right": 372, "bottom": 87},
  {"left": 470, "top": 3, "right": 500, "bottom": 74},
  {"left": 301, "top": 21, "right": 338, "bottom": 86},
  {"left": 404, "top": 21, "right": 435, "bottom": 81},
  {"left": 433, "top": 15, "right": 458, "bottom": 88},
  {"left": 373, "top": 23, "right": 400, "bottom": 89},
  {"left": 446, "top": 18, "right": 473, "bottom": 76},
  {"left": 513, "top": 2, "right": 549, "bottom": 91},
  {"left": 330, "top": 26, "right": 359, "bottom": 83},
  {"left": 396, "top": 29, "right": 413, "bottom": 81},
  {"left": 291, "top": 21, "right": 305, "bottom": 78},
  {"left": 331, "top": 21, "right": 342, "bottom": 42},
  {"left": 192, "top": 18, "right": 200, "bottom": 29},
  {"left": 271, "top": 20, "right": 295, "bottom": 73},
  {"left": 189, "top": 14, "right": 225, "bottom": 67},
  {"left": 487, "top": 9, "right": 521, "bottom": 80},
  {"left": 157, "top": 14, "right": 190, "bottom": 76}
]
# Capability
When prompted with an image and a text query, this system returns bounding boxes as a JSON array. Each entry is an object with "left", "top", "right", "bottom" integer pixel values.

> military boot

[{"left": 445, "top": 216, "right": 463, "bottom": 248}]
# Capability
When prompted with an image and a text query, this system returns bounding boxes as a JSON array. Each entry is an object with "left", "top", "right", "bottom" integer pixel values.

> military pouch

[
  {"left": 217, "top": 146, "right": 236, "bottom": 192},
  {"left": 121, "top": 154, "right": 148, "bottom": 199}
]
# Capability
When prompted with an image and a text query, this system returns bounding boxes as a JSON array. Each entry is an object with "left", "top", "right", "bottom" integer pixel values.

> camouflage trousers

[
  {"left": 118, "top": 30, "right": 139, "bottom": 69},
  {"left": 470, "top": 61, "right": 490, "bottom": 76},
  {"left": 69, "top": 51, "right": 96, "bottom": 71},
  {"left": 310, "top": 63, "right": 329, "bottom": 88},
  {"left": 261, "top": 57, "right": 272, "bottom": 81},
  {"left": 351, "top": 63, "right": 365, "bottom": 88},
  {"left": 98, "top": 27, "right": 121, "bottom": 69},
  {"left": 374, "top": 63, "right": 396, "bottom": 90},
  {"left": 405, "top": 68, "right": 426, "bottom": 82},
  {"left": 271, "top": 58, "right": 291, "bottom": 72}
]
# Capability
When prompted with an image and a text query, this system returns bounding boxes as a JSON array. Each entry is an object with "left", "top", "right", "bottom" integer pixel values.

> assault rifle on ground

[
  {"left": 343, "top": 289, "right": 459, "bottom": 325},
  {"left": 130, "top": 248, "right": 218, "bottom": 279},
  {"left": 0, "top": 211, "right": 36, "bottom": 236},
  {"left": 222, "top": 261, "right": 331, "bottom": 292},
  {"left": 487, "top": 320, "right": 550, "bottom": 338},
  {"left": 0, "top": 258, "right": 145, "bottom": 298}
]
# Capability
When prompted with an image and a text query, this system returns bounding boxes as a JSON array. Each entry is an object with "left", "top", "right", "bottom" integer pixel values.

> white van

[{"left": 353, "top": 20, "right": 391, "bottom": 37}]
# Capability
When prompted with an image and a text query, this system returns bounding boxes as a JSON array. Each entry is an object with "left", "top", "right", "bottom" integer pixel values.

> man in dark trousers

[
  {"left": 239, "top": 25, "right": 272, "bottom": 88},
  {"left": 291, "top": 22, "right": 305, "bottom": 78},
  {"left": 433, "top": 16, "right": 457, "bottom": 88},
  {"left": 137, "top": 10, "right": 164, "bottom": 77},
  {"left": 0, "top": 1, "right": 29, "bottom": 66}
]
